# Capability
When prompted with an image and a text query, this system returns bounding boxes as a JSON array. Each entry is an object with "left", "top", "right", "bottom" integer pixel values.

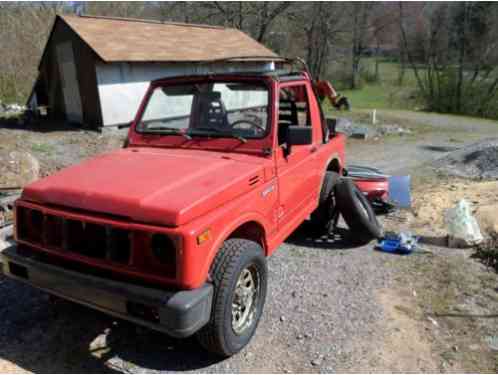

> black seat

[
  {"left": 278, "top": 99, "right": 298, "bottom": 145},
  {"left": 279, "top": 99, "right": 298, "bottom": 125},
  {"left": 197, "top": 91, "right": 228, "bottom": 129}
]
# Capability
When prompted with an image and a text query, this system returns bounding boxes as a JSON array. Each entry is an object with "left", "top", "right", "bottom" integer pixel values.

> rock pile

[
  {"left": 433, "top": 138, "right": 498, "bottom": 179},
  {"left": 333, "top": 118, "right": 412, "bottom": 140},
  {"left": 377, "top": 124, "right": 412, "bottom": 136}
]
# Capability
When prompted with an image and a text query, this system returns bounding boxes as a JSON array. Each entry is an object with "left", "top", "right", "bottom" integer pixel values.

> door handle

[{"left": 310, "top": 146, "right": 318, "bottom": 153}]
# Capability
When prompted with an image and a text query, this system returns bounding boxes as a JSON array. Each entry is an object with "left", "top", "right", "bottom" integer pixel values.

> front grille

[{"left": 16, "top": 206, "right": 132, "bottom": 264}]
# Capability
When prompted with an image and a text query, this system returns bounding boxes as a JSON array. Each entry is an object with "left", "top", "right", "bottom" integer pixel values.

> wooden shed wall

[{"left": 37, "top": 19, "right": 103, "bottom": 128}]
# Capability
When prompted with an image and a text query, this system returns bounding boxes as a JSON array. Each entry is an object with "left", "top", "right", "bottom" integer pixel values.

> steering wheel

[{"left": 230, "top": 119, "right": 266, "bottom": 134}]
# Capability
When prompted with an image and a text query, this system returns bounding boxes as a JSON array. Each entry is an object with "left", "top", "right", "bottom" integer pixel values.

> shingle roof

[{"left": 59, "top": 14, "right": 280, "bottom": 62}]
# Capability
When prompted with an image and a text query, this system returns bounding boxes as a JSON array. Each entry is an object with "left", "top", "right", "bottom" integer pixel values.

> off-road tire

[
  {"left": 310, "top": 171, "right": 340, "bottom": 229},
  {"left": 335, "top": 178, "right": 383, "bottom": 240},
  {"left": 196, "top": 239, "right": 267, "bottom": 357}
]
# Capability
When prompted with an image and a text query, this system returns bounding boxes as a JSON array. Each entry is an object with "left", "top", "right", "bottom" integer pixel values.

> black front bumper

[{"left": 0, "top": 245, "right": 213, "bottom": 338}]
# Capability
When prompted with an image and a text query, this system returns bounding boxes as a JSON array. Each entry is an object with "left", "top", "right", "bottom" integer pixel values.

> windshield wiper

[
  {"left": 144, "top": 127, "right": 192, "bottom": 140},
  {"left": 188, "top": 127, "right": 247, "bottom": 143},
  {"left": 230, "top": 134, "right": 248, "bottom": 143}
]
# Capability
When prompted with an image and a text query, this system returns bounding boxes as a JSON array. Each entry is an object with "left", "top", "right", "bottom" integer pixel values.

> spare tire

[{"left": 335, "top": 178, "right": 383, "bottom": 239}]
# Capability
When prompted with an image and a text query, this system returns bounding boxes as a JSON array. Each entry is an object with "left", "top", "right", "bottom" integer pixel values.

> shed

[{"left": 29, "top": 14, "right": 280, "bottom": 129}]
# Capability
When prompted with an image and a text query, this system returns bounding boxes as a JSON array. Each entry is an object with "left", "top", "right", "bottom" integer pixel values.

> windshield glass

[{"left": 136, "top": 81, "right": 269, "bottom": 139}]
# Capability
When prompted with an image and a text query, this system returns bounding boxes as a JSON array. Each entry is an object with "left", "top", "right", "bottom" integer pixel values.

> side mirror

[{"left": 287, "top": 126, "right": 312, "bottom": 146}]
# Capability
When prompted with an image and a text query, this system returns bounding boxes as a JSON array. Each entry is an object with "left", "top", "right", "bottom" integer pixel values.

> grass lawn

[
  {"left": 341, "top": 84, "right": 403, "bottom": 110},
  {"left": 338, "top": 58, "right": 421, "bottom": 111}
]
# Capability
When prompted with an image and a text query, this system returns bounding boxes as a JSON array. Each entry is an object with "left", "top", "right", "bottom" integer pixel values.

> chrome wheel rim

[{"left": 232, "top": 265, "right": 259, "bottom": 335}]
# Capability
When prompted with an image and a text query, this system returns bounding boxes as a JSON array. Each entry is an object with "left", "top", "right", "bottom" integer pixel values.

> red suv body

[{"left": 2, "top": 71, "right": 346, "bottom": 353}]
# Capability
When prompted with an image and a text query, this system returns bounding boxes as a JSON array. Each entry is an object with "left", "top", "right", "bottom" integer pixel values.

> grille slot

[
  {"left": 67, "top": 219, "right": 85, "bottom": 253},
  {"left": 44, "top": 214, "right": 63, "bottom": 248},
  {"left": 108, "top": 227, "right": 131, "bottom": 264},
  {"left": 84, "top": 223, "right": 107, "bottom": 259},
  {"left": 16, "top": 207, "right": 31, "bottom": 241},
  {"left": 16, "top": 207, "right": 131, "bottom": 265}
]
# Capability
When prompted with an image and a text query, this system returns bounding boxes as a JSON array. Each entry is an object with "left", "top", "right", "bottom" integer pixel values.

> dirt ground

[
  {"left": 0, "top": 119, "right": 127, "bottom": 187},
  {"left": 411, "top": 179, "right": 498, "bottom": 236},
  {"left": 1, "top": 111, "right": 498, "bottom": 373}
]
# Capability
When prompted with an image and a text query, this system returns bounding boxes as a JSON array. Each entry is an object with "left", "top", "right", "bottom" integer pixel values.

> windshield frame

[{"left": 133, "top": 77, "right": 272, "bottom": 141}]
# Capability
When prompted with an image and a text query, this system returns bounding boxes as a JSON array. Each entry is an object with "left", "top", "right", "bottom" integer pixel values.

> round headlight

[{"left": 150, "top": 234, "right": 175, "bottom": 264}]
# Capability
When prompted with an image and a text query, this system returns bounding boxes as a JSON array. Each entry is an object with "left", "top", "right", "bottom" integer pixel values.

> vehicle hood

[{"left": 22, "top": 147, "right": 265, "bottom": 226}]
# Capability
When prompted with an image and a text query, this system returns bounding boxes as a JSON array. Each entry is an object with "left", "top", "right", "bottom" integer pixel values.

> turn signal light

[{"left": 197, "top": 229, "right": 211, "bottom": 245}]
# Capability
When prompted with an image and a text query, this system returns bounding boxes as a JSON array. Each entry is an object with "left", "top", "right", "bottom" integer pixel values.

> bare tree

[
  {"left": 199, "top": 2, "right": 291, "bottom": 42},
  {"left": 285, "top": 3, "right": 348, "bottom": 79},
  {"left": 84, "top": 2, "right": 146, "bottom": 18},
  {"left": 0, "top": 2, "right": 68, "bottom": 102},
  {"left": 253, "top": 2, "right": 292, "bottom": 42},
  {"left": 2, "top": 1, "right": 495, "bottom": 120},
  {"left": 399, "top": 2, "right": 498, "bottom": 117},
  {"left": 152, "top": 2, "right": 205, "bottom": 23},
  {"left": 350, "top": 2, "right": 373, "bottom": 89}
]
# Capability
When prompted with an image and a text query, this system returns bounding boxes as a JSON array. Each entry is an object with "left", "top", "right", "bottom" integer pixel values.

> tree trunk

[
  {"left": 351, "top": 9, "right": 359, "bottom": 89},
  {"left": 456, "top": 2, "right": 468, "bottom": 113},
  {"left": 351, "top": 58, "right": 359, "bottom": 89},
  {"left": 375, "top": 41, "right": 380, "bottom": 81},
  {"left": 398, "top": 3, "right": 427, "bottom": 98}
]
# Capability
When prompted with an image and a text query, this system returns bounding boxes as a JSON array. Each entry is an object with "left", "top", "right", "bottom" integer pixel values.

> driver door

[{"left": 275, "top": 81, "right": 321, "bottom": 230}]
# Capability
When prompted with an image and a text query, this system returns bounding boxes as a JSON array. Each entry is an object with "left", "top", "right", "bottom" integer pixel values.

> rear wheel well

[
  {"left": 326, "top": 158, "right": 341, "bottom": 174},
  {"left": 228, "top": 221, "right": 267, "bottom": 254}
]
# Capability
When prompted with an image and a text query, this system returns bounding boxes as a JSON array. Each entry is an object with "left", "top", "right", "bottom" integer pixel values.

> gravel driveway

[
  {"left": 0, "top": 110, "right": 497, "bottom": 373},
  {"left": 346, "top": 110, "right": 498, "bottom": 175}
]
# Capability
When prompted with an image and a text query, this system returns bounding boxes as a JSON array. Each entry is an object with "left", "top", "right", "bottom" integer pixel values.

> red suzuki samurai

[{"left": 1, "top": 67, "right": 381, "bottom": 357}]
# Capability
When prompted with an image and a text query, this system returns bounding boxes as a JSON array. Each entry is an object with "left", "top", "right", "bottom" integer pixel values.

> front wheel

[{"left": 196, "top": 239, "right": 268, "bottom": 357}]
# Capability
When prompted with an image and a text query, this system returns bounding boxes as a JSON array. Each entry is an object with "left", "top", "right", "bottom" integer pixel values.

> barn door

[{"left": 56, "top": 41, "right": 83, "bottom": 124}]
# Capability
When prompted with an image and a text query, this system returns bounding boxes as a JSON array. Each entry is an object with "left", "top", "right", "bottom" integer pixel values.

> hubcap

[{"left": 232, "top": 265, "right": 259, "bottom": 335}]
